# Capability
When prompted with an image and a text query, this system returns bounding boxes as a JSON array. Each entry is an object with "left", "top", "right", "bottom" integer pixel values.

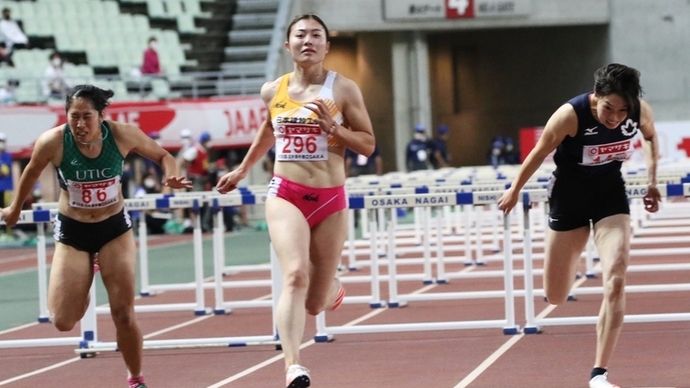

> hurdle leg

[
  {"left": 502, "top": 213, "right": 519, "bottom": 335},
  {"left": 435, "top": 208, "right": 447, "bottom": 283},
  {"left": 78, "top": 282, "right": 99, "bottom": 358},
  {"left": 138, "top": 212, "right": 150, "bottom": 296},
  {"left": 192, "top": 201, "right": 207, "bottom": 316},
  {"left": 387, "top": 218, "right": 406, "bottom": 308},
  {"left": 36, "top": 222, "right": 50, "bottom": 322},
  {"left": 368, "top": 211, "right": 384, "bottom": 308},
  {"left": 522, "top": 196, "right": 540, "bottom": 334},
  {"left": 213, "top": 208, "right": 228, "bottom": 314},
  {"left": 422, "top": 207, "right": 433, "bottom": 284}
]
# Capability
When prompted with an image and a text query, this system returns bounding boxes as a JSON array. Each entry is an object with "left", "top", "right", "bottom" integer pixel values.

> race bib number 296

[{"left": 276, "top": 124, "right": 328, "bottom": 161}]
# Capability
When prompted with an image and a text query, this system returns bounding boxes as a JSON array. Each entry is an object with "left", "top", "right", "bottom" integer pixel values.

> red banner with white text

[{"left": 0, "top": 96, "right": 266, "bottom": 158}]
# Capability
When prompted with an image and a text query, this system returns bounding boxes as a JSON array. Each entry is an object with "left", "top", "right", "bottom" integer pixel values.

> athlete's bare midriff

[
  {"left": 58, "top": 190, "right": 125, "bottom": 222},
  {"left": 273, "top": 146, "right": 346, "bottom": 188}
]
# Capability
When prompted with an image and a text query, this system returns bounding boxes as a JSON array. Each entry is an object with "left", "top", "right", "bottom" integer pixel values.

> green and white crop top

[{"left": 56, "top": 122, "right": 124, "bottom": 208}]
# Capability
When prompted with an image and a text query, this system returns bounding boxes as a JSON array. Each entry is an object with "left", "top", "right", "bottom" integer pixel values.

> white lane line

[
  {"left": 205, "top": 271, "right": 466, "bottom": 387},
  {"left": 0, "top": 358, "right": 80, "bottom": 386},
  {"left": 0, "top": 293, "right": 270, "bottom": 385},
  {"left": 452, "top": 275, "right": 588, "bottom": 388}
]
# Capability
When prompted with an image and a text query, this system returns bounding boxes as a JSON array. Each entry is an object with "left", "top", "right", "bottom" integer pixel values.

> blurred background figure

[
  {"left": 502, "top": 137, "right": 520, "bottom": 164},
  {"left": 0, "top": 78, "right": 18, "bottom": 105},
  {"left": 429, "top": 124, "right": 451, "bottom": 169},
  {"left": 262, "top": 145, "right": 276, "bottom": 179},
  {"left": 142, "top": 131, "right": 164, "bottom": 182},
  {"left": 0, "top": 132, "right": 13, "bottom": 237},
  {"left": 133, "top": 172, "right": 168, "bottom": 235},
  {"left": 406, "top": 124, "right": 430, "bottom": 171},
  {"left": 176, "top": 128, "right": 193, "bottom": 175},
  {"left": 182, "top": 131, "right": 211, "bottom": 192},
  {"left": 42, "top": 52, "right": 72, "bottom": 100},
  {"left": 487, "top": 136, "right": 506, "bottom": 168},
  {"left": 345, "top": 145, "right": 383, "bottom": 177},
  {"left": 181, "top": 131, "right": 212, "bottom": 232},
  {"left": 0, "top": 7, "right": 28, "bottom": 66},
  {"left": 141, "top": 36, "right": 163, "bottom": 77}
]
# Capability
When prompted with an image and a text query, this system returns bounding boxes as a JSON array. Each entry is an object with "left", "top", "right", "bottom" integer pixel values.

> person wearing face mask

[
  {"left": 497, "top": 64, "right": 661, "bottom": 388},
  {"left": 502, "top": 136, "right": 520, "bottom": 165},
  {"left": 487, "top": 138, "right": 505, "bottom": 168},
  {"left": 405, "top": 124, "right": 430, "bottom": 171},
  {"left": 134, "top": 173, "right": 167, "bottom": 235},
  {"left": 215, "top": 14, "right": 375, "bottom": 388},
  {"left": 42, "top": 52, "right": 72, "bottom": 100},
  {"left": 140, "top": 37, "right": 163, "bottom": 76}
]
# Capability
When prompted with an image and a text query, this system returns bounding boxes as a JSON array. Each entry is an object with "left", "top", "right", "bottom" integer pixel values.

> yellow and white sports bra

[{"left": 270, "top": 71, "right": 344, "bottom": 161}]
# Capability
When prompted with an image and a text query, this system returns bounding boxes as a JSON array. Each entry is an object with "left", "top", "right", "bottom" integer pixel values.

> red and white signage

[
  {"left": 383, "top": 0, "right": 531, "bottom": 20},
  {"left": 0, "top": 96, "right": 266, "bottom": 158}
]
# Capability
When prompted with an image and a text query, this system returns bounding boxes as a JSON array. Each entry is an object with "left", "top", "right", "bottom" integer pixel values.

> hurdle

[
  {"left": 0, "top": 209, "right": 95, "bottom": 349},
  {"left": 314, "top": 191, "right": 521, "bottom": 343},
  {"left": 522, "top": 183, "right": 690, "bottom": 334},
  {"left": 208, "top": 192, "right": 275, "bottom": 315},
  {"left": 74, "top": 243, "right": 282, "bottom": 356},
  {"left": 33, "top": 196, "right": 211, "bottom": 316}
]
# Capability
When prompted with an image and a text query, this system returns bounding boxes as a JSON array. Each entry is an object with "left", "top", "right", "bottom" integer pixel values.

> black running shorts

[
  {"left": 547, "top": 170, "right": 630, "bottom": 231},
  {"left": 54, "top": 208, "right": 133, "bottom": 254}
]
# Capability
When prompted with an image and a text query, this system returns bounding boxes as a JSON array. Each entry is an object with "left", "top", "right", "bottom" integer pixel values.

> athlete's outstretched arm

[
  {"left": 1, "top": 128, "right": 61, "bottom": 225},
  {"left": 497, "top": 104, "right": 577, "bottom": 214},
  {"left": 638, "top": 99, "right": 660, "bottom": 212}
]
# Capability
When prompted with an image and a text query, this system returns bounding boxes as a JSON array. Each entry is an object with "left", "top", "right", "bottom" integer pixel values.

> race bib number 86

[{"left": 67, "top": 177, "right": 120, "bottom": 208}]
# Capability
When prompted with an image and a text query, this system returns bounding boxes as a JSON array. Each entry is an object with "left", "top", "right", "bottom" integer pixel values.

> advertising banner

[{"left": 1, "top": 96, "right": 266, "bottom": 158}]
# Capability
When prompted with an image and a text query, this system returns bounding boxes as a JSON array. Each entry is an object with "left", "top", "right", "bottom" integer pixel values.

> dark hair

[
  {"left": 148, "top": 36, "right": 157, "bottom": 44},
  {"left": 593, "top": 63, "right": 643, "bottom": 113},
  {"left": 286, "top": 14, "right": 329, "bottom": 41},
  {"left": 49, "top": 51, "right": 61, "bottom": 60},
  {"left": 65, "top": 85, "right": 115, "bottom": 114}
]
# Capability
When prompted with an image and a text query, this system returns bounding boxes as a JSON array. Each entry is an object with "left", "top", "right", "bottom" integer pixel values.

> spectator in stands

[
  {"left": 0, "top": 78, "right": 18, "bottom": 105},
  {"left": 0, "top": 8, "right": 28, "bottom": 66},
  {"left": 42, "top": 52, "right": 72, "bottom": 100},
  {"left": 406, "top": 124, "right": 430, "bottom": 171},
  {"left": 0, "top": 45, "right": 11, "bottom": 67},
  {"left": 140, "top": 37, "right": 163, "bottom": 76}
]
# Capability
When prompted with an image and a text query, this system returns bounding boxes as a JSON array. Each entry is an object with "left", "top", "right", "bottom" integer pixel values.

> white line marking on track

[
  {"left": 452, "top": 275, "right": 588, "bottom": 388},
  {"left": 0, "top": 357, "right": 80, "bottom": 386},
  {"left": 205, "top": 269, "right": 465, "bottom": 387}
]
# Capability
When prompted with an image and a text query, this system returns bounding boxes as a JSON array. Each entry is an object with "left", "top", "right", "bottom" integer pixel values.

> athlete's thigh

[
  {"left": 592, "top": 214, "right": 631, "bottom": 275},
  {"left": 543, "top": 227, "right": 590, "bottom": 293},
  {"left": 98, "top": 230, "right": 137, "bottom": 310},
  {"left": 48, "top": 242, "right": 93, "bottom": 314},
  {"left": 308, "top": 209, "right": 347, "bottom": 288},
  {"left": 265, "top": 197, "right": 311, "bottom": 272}
]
